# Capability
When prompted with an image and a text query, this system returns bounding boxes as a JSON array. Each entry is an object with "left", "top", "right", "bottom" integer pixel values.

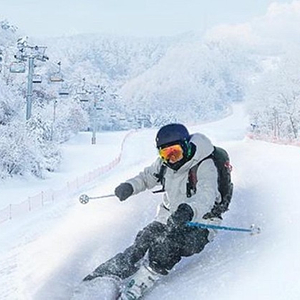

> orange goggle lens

[{"left": 159, "top": 144, "right": 184, "bottom": 163}]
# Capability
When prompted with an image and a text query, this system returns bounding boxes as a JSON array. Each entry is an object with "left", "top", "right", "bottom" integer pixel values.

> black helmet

[{"left": 156, "top": 123, "right": 190, "bottom": 148}]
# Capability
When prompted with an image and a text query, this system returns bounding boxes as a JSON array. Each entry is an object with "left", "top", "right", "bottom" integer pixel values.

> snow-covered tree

[
  {"left": 118, "top": 39, "right": 258, "bottom": 125},
  {"left": 247, "top": 51, "right": 300, "bottom": 141}
]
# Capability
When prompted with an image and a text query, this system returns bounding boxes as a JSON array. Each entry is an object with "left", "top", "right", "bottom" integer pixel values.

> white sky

[{"left": 0, "top": 0, "right": 294, "bottom": 38}]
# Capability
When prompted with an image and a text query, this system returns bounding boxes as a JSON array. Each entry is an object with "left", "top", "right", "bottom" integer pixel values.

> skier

[{"left": 83, "top": 123, "right": 233, "bottom": 299}]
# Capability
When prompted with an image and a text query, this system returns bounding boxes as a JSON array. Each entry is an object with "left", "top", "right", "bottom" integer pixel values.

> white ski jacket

[{"left": 126, "top": 133, "right": 221, "bottom": 235}]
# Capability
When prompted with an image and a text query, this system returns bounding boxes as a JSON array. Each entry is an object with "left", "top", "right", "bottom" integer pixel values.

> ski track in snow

[{"left": 1, "top": 104, "right": 300, "bottom": 300}]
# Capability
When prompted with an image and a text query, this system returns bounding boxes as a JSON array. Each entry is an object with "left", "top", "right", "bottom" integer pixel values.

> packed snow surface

[{"left": 0, "top": 104, "right": 299, "bottom": 300}]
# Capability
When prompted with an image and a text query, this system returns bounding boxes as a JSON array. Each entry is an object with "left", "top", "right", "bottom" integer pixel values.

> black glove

[
  {"left": 203, "top": 204, "right": 225, "bottom": 220},
  {"left": 203, "top": 211, "right": 222, "bottom": 220},
  {"left": 114, "top": 182, "right": 133, "bottom": 201},
  {"left": 167, "top": 203, "right": 194, "bottom": 228}
]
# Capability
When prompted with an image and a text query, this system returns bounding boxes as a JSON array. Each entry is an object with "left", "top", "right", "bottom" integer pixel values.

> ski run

[{"left": 0, "top": 104, "right": 300, "bottom": 300}]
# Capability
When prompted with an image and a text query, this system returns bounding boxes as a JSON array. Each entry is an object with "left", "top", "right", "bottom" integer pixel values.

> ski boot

[{"left": 119, "top": 264, "right": 161, "bottom": 300}]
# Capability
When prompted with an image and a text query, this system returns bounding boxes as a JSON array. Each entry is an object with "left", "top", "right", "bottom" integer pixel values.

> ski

[{"left": 70, "top": 276, "right": 122, "bottom": 300}]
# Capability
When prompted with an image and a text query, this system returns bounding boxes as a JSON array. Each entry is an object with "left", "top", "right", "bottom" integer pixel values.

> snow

[
  {"left": 0, "top": 131, "right": 127, "bottom": 208},
  {"left": 1, "top": 104, "right": 299, "bottom": 300}
]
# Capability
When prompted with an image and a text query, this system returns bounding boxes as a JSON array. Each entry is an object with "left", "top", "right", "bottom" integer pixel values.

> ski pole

[
  {"left": 187, "top": 221, "right": 261, "bottom": 235},
  {"left": 79, "top": 193, "right": 115, "bottom": 204}
]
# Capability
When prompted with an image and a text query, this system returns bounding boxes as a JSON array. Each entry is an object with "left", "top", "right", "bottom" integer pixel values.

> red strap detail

[
  {"left": 224, "top": 161, "right": 233, "bottom": 172},
  {"left": 189, "top": 169, "right": 198, "bottom": 187}
]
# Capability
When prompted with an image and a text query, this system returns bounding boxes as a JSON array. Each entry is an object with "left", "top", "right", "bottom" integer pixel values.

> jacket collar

[{"left": 172, "top": 133, "right": 214, "bottom": 174}]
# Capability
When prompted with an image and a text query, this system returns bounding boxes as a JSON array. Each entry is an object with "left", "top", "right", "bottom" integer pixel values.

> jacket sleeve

[
  {"left": 186, "top": 159, "right": 221, "bottom": 221},
  {"left": 126, "top": 158, "right": 162, "bottom": 194}
]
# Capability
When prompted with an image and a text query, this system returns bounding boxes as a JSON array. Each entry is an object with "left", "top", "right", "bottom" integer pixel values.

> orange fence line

[{"left": 0, "top": 131, "right": 134, "bottom": 225}]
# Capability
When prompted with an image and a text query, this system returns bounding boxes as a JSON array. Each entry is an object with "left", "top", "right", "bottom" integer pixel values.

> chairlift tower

[
  {"left": 91, "top": 85, "right": 106, "bottom": 145},
  {"left": 13, "top": 39, "right": 49, "bottom": 120},
  {"left": 91, "top": 98, "right": 97, "bottom": 144},
  {"left": 0, "top": 48, "right": 3, "bottom": 72}
]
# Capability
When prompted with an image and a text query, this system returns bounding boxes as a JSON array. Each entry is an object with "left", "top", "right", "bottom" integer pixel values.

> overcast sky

[{"left": 0, "top": 0, "right": 295, "bottom": 38}]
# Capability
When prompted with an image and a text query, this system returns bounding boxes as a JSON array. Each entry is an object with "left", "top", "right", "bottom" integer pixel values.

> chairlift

[
  {"left": 77, "top": 89, "right": 90, "bottom": 102},
  {"left": 32, "top": 74, "right": 42, "bottom": 83},
  {"left": 49, "top": 61, "right": 64, "bottom": 83},
  {"left": 58, "top": 89, "right": 69, "bottom": 96},
  {"left": 50, "top": 74, "right": 64, "bottom": 83},
  {"left": 10, "top": 62, "right": 26, "bottom": 73},
  {"left": 58, "top": 84, "right": 69, "bottom": 96},
  {"left": 79, "top": 94, "right": 90, "bottom": 102},
  {"left": 59, "top": 89, "right": 69, "bottom": 96}
]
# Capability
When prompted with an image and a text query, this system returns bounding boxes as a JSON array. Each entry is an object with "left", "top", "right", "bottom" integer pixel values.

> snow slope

[{"left": 1, "top": 104, "right": 300, "bottom": 300}]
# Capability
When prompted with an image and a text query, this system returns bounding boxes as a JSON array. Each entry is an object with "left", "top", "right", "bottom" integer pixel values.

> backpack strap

[
  {"left": 152, "top": 163, "right": 167, "bottom": 194},
  {"left": 186, "top": 153, "right": 213, "bottom": 198},
  {"left": 152, "top": 153, "right": 214, "bottom": 196}
]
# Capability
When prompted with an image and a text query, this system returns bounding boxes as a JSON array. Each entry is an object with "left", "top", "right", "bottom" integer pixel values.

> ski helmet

[
  {"left": 156, "top": 123, "right": 190, "bottom": 148},
  {"left": 156, "top": 124, "right": 194, "bottom": 170}
]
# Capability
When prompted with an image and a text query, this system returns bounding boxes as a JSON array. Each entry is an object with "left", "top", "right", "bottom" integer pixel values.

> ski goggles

[{"left": 158, "top": 144, "right": 184, "bottom": 163}]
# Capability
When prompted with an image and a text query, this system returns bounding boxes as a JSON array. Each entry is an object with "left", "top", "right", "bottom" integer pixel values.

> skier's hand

[
  {"left": 114, "top": 182, "right": 133, "bottom": 201},
  {"left": 203, "top": 211, "right": 222, "bottom": 220},
  {"left": 167, "top": 203, "right": 194, "bottom": 228}
]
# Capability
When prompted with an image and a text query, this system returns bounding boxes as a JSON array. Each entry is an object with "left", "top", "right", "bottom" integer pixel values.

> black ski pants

[{"left": 84, "top": 221, "right": 209, "bottom": 281}]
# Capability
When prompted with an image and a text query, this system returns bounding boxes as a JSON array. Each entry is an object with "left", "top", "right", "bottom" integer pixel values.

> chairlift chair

[
  {"left": 49, "top": 74, "right": 64, "bottom": 83},
  {"left": 77, "top": 90, "right": 90, "bottom": 102},
  {"left": 49, "top": 61, "right": 64, "bottom": 82},
  {"left": 59, "top": 89, "right": 69, "bottom": 96},
  {"left": 10, "top": 62, "right": 26, "bottom": 73},
  {"left": 59, "top": 84, "right": 69, "bottom": 96},
  {"left": 32, "top": 74, "right": 42, "bottom": 83},
  {"left": 79, "top": 94, "right": 90, "bottom": 102}
]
